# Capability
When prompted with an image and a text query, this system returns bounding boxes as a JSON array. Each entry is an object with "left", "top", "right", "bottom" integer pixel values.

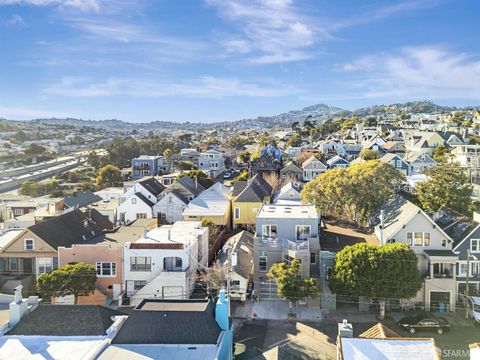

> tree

[
  {"left": 359, "top": 149, "right": 381, "bottom": 161},
  {"left": 96, "top": 164, "right": 122, "bottom": 189},
  {"left": 239, "top": 151, "right": 251, "bottom": 164},
  {"left": 201, "top": 218, "right": 221, "bottom": 246},
  {"left": 177, "top": 170, "right": 212, "bottom": 188},
  {"left": 200, "top": 261, "right": 227, "bottom": 295},
  {"left": 177, "top": 160, "right": 197, "bottom": 171},
  {"left": 106, "top": 137, "right": 140, "bottom": 167},
  {"left": 302, "top": 160, "right": 403, "bottom": 225},
  {"left": 263, "top": 173, "right": 282, "bottom": 193},
  {"left": 432, "top": 145, "right": 451, "bottom": 163},
  {"left": 416, "top": 162, "right": 472, "bottom": 214},
  {"left": 268, "top": 260, "right": 319, "bottom": 317},
  {"left": 340, "top": 117, "right": 358, "bottom": 131},
  {"left": 37, "top": 263, "right": 96, "bottom": 304},
  {"left": 232, "top": 170, "right": 249, "bottom": 183},
  {"left": 87, "top": 151, "right": 102, "bottom": 169},
  {"left": 24, "top": 143, "right": 46, "bottom": 156},
  {"left": 285, "top": 133, "right": 302, "bottom": 148},
  {"left": 331, "top": 243, "right": 422, "bottom": 319}
]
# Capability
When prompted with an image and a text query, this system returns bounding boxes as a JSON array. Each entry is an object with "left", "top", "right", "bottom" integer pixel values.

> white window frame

[
  {"left": 262, "top": 224, "right": 277, "bottom": 238},
  {"left": 14, "top": 209, "right": 23, "bottom": 216},
  {"left": 234, "top": 207, "right": 240, "bottom": 220},
  {"left": 96, "top": 262, "right": 116, "bottom": 277},
  {"left": 471, "top": 239, "right": 480, "bottom": 253},
  {"left": 295, "top": 225, "right": 311, "bottom": 241},
  {"left": 37, "top": 257, "right": 53, "bottom": 274},
  {"left": 406, "top": 232, "right": 413, "bottom": 246},
  {"left": 458, "top": 262, "right": 468, "bottom": 277},
  {"left": 259, "top": 250, "right": 267, "bottom": 272},
  {"left": 24, "top": 239, "right": 34, "bottom": 251},
  {"left": 131, "top": 197, "right": 137, "bottom": 204}
]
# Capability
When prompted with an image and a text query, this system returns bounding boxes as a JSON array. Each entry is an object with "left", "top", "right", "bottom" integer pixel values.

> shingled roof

[
  {"left": 7, "top": 305, "right": 122, "bottom": 336},
  {"left": 138, "top": 177, "right": 165, "bottom": 197},
  {"left": 112, "top": 299, "right": 221, "bottom": 345},
  {"left": 28, "top": 209, "right": 106, "bottom": 250},
  {"left": 234, "top": 174, "right": 272, "bottom": 203},
  {"left": 63, "top": 190, "right": 102, "bottom": 209}
]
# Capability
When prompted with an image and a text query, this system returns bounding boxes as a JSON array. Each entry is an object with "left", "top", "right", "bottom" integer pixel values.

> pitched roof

[
  {"left": 111, "top": 299, "right": 221, "bottom": 345},
  {"left": 232, "top": 181, "right": 248, "bottom": 197},
  {"left": 302, "top": 155, "right": 326, "bottom": 169},
  {"left": 359, "top": 323, "right": 400, "bottom": 339},
  {"left": 183, "top": 182, "right": 230, "bottom": 217},
  {"left": 175, "top": 176, "right": 205, "bottom": 196},
  {"left": 235, "top": 174, "right": 272, "bottom": 203},
  {"left": 280, "top": 161, "right": 302, "bottom": 174},
  {"left": 28, "top": 209, "right": 105, "bottom": 250},
  {"left": 251, "top": 153, "right": 281, "bottom": 171},
  {"left": 377, "top": 196, "right": 422, "bottom": 240},
  {"left": 138, "top": 177, "right": 165, "bottom": 197},
  {"left": 6, "top": 305, "right": 121, "bottom": 336},
  {"left": 218, "top": 231, "right": 254, "bottom": 279},
  {"left": 63, "top": 191, "right": 102, "bottom": 209},
  {"left": 380, "top": 153, "right": 402, "bottom": 163},
  {"left": 327, "top": 155, "right": 349, "bottom": 165},
  {"left": 135, "top": 192, "right": 155, "bottom": 207}
]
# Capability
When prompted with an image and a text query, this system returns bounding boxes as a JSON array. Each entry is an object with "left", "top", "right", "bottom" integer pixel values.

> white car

[
  {"left": 462, "top": 295, "right": 480, "bottom": 325},
  {"left": 223, "top": 172, "right": 231, "bottom": 179}
]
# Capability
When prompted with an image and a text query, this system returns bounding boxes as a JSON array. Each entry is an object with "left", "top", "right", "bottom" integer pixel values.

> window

[
  {"left": 262, "top": 225, "right": 277, "bottom": 238},
  {"left": 458, "top": 263, "right": 468, "bottom": 277},
  {"left": 259, "top": 251, "right": 267, "bottom": 272},
  {"left": 230, "top": 280, "right": 240, "bottom": 291},
  {"left": 136, "top": 213, "right": 147, "bottom": 219},
  {"left": 134, "top": 280, "right": 147, "bottom": 290},
  {"left": 14, "top": 209, "right": 23, "bottom": 216},
  {"left": 471, "top": 262, "right": 480, "bottom": 276},
  {"left": 406, "top": 232, "right": 413, "bottom": 246},
  {"left": 130, "top": 257, "right": 151, "bottom": 271},
  {"left": 168, "top": 195, "right": 173, "bottom": 204},
  {"left": 296, "top": 225, "right": 311, "bottom": 241},
  {"left": 38, "top": 257, "right": 53, "bottom": 274},
  {"left": 24, "top": 239, "right": 34, "bottom": 251},
  {"left": 234, "top": 207, "right": 240, "bottom": 220},
  {"left": 310, "top": 252, "right": 316, "bottom": 264},
  {"left": 96, "top": 262, "right": 116, "bottom": 277},
  {"left": 8, "top": 258, "right": 19, "bottom": 271},
  {"left": 423, "top": 233, "right": 431, "bottom": 246},
  {"left": 414, "top": 232, "right": 423, "bottom": 246},
  {"left": 472, "top": 239, "right": 480, "bottom": 253},
  {"left": 132, "top": 197, "right": 137, "bottom": 204},
  {"left": 164, "top": 257, "right": 183, "bottom": 271},
  {"left": 442, "top": 239, "right": 447, "bottom": 247}
]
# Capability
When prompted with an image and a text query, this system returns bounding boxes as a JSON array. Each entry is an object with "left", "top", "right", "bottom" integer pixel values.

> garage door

[{"left": 162, "top": 286, "right": 184, "bottom": 300}]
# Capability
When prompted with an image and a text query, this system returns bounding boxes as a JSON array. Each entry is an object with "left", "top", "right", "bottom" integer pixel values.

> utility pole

[{"left": 466, "top": 249, "right": 471, "bottom": 319}]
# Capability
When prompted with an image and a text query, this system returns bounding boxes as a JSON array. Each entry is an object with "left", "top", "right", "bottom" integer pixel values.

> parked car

[
  {"left": 398, "top": 313, "right": 450, "bottom": 334},
  {"left": 223, "top": 172, "right": 231, "bottom": 179},
  {"left": 460, "top": 295, "right": 480, "bottom": 325}
]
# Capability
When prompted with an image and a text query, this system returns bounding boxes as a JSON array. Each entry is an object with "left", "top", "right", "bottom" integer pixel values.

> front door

[{"left": 22, "top": 258, "right": 33, "bottom": 275}]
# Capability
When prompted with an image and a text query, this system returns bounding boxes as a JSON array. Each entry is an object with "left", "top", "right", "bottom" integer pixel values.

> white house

[
  {"left": 123, "top": 221, "right": 209, "bottom": 306},
  {"left": 302, "top": 156, "right": 327, "bottom": 181},
  {"left": 198, "top": 149, "right": 226, "bottom": 177},
  {"left": 274, "top": 182, "right": 302, "bottom": 206}
]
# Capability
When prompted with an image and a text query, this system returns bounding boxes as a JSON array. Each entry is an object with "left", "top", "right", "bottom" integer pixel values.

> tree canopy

[
  {"left": 268, "top": 259, "right": 319, "bottom": 316},
  {"left": 359, "top": 149, "right": 381, "bottom": 160},
  {"left": 331, "top": 243, "right": 422, "bottom": 318},
  {"left": 416, "top": 162, "right": 472, "bottom": 214},
  {"left": 95, "top": 164, "right": 122, "bottom": 189},
  {"left": 37, "top": 262, "right": 96, "bottom": 304},
  {"left": 432, "top": 145, "right": 451, "bottom": 163},
  {"left": 301, "top": 160, "right": 403, "bottom": 225}
]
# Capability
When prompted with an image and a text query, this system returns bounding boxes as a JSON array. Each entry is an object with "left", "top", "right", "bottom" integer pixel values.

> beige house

[{"left": 375, "top": 196, "right": 457, "bottom": 311}]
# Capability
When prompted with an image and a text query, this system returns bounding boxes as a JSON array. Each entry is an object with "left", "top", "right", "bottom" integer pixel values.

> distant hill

[{"left": 352, "top": 100, "right": 458, "bottom": 117}]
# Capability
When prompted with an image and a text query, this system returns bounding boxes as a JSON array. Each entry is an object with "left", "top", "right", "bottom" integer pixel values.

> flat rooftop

[
  {"left": 257, "top": 205, "right": 318, "bottom": 219},
  {"left": 135, "top": 221, "right": 205, "bottom": 245},
  {"left": 86, "top": 218, "right": 155, "bottom": 247},
  {"left": 137, "top": 300, "right": 209, "bottom": 312}
]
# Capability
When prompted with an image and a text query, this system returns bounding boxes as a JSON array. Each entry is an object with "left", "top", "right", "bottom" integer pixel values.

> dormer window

[{"left": 24, "top": 239, "right": 34, "bottom": 251}]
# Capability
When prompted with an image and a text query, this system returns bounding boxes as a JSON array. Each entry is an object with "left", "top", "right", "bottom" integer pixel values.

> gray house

[
  {"left": 131, "top": 155, "right": 169, "bottom": 179},
  {"left": 253, "top": 204, "right": 320, "bottom": 307},
  {"left": 453, "top": 224, "right": 480, "bottom": 296}
]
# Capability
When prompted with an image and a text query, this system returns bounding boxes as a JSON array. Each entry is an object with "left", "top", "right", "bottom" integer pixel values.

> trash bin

[{"left": 439, "top": 302, "right": 446, "bottom": 313}]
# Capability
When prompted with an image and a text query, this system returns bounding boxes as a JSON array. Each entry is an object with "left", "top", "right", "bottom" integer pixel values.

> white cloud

[
  {"left": 337, "top": 46, "right": 480, "bottom": 101},
  {"left": 205, "top": 0, "right": 324, "bottom": 64},
  {"left": 0, "top": 105, "right": 78, "bottom": 119},
  {"left": 43, "top": 76, "right": 302, "bottom": 98},
  {"left": 0, "top": 0, "right": 100, "bottom": 11},
  {"left": 5, "top": 14, "right": 26, "bottom": 26}
]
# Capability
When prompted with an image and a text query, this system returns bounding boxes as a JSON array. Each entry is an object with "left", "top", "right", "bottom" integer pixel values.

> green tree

[
  {"left": 340, "top": 117, "right": 358, "bottom": 131},
  {"left": 177, "top": 170, "right": 212, "bottom": 188},
  {"left": 87, "top": 151, "right": 102, "bottom": 169},
  {"left": 302, "top": 160, "right": 403, "bottom": 225},
  {"left": 95, "top": 164, "right": 122, "bottom": 189},
  {"left": 285, "top": 133, "right": 302, "bottom": 148},
  {"left": 359, "top": 149, "right": 381, "bottom": 161},
  {"left": 238, "top": 151, "right": 251, "bottom": 164},
  {"left": 232, "top": 170, "right": 249, "bottom": 183},
  {"left": 416, "top": 162, "right": 472, "bottom": 214},
  {"left": 331, "top": 243, "right": 422, "bottom": 319},
  {"left": 201, "top": 218, "right": 221, "bottom": 246},
  {"left": 106, "top": 137, "right": 140, "bottom": 167},
  {"left": 432, "top": 145, "right": 451, "bottom": 163},
  {"left": 177, "top": 160, "right": 197, "bottom": 171},
  {"left": 24, "top": 143, "right": 47, "bottom": 156},
  {"left": 268, "top": 260, "right": 319, "bottom": 317},
  {"left": 37, "top": 263, "right": 96, "bottom": 304}
]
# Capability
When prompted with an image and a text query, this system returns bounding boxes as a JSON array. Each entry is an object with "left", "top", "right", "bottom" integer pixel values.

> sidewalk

[{"left": 232, "top": 299, "right": 323, "bottom": 320}]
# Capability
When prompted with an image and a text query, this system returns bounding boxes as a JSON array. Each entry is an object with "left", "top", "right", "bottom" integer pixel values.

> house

[
  {"left": 380, "top": 153, "right": 410, "bottom": 176},
  {"left": 63, "top": 190, "right": 102, "bottom": 209},
  {"left": 232, "top": 175, "right": 272, "bottom": 230},
  {"left": 273, "top": 182, "right": 302, "bottom": 206},
  {"left": 374, "top": 196, "right": 457, "bottom": 311},
  {"left": 451, "top": 144, "right": 480, "bottom": 170},
  {"left": 0, "top": 209, "right": 111, "bottom": 295},
  {"left": 117, "top": 177, "right": 165, "bottom": 224},
  {"left": 0, "top": 288, "right": 125, "bottom": 360},
  {"left": 95, "top": 187, "right": 124, "bottom": 202},
  {"left": 326, "top": 155, "right": 350, "bottom": 169},
  {"left": 382, "top": 141, "right": 406, "bottom": 155},
  {"left": 261, "top": 144, "right": 282, "bottom": 162},
  {"left": 284, "top": 146, "right": 302, "bottom": 160},
  {"left": 253, "top": 204, "right": 320, "bottom": 307},
  {"left": 336, "top": 320, "right": 439, "bottom": 360},
  {"left": 183, "top": 182, "right": 232, "bottom": 227},
  {"left": 404, "top": 153, "right": 438, "bottom": 174},
  {"left": 405, "top": 131, "right": 446, "bottom": 156},
  {"left": 250, "top": 152, "right": 282, "bottom": 177},
  {"left": 363, "top": 140, "right": 388, "bottom": 155},
  {"left": 98, "top": 291, "right": 232, "bottom": 360},
  {"left": 217, "top": 231, "right": 254, "bottom": 301},
  {"left": 198, "top": 149, "right": 226, "bottom": 177},
  {"left": 280, "top": 161, "right": 303, "bottom": 182},
  {"left": 302, "top": 156, "right": 327, "bottom": 181},
  {"left": 153, "top": 176, "right": 205, "bottom": 224},
  {"left": 123, "top": 221, "right": 208, "bottom": 305},
  {"left": 453, "top": 223, "right": 480, "bottom": 296},
  {"left": 131, "top": 155, "right": 169, "bottom": 179}
]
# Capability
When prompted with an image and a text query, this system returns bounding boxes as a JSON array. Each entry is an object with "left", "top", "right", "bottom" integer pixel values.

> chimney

[
  {"left": 9, "top": 286, "right": 29, "bottom": 327},
  {"left": 338, "top": 319, "right": 353, "bottom": 338},
  {"left": 215, "top": 289, "right": 229, "bottom": 331},
  {"left": 380, "top": 210, "right": 385, "bottom": 245}
]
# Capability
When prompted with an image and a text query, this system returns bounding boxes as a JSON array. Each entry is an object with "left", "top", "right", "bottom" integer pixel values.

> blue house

[
  {"left": 380, "top": 153, "right": 410, "bottom": 176},
  {"left": 453, "top": 224, "right": 480, "bottom": 296},
  {"left": 365, "top": 142, "right": 388, "bottom": 155},
  {"left": 261, "top": 144, "right": 282, "bottom": 162},
  {"left": 326, "top": 155, "right": 350, "bottom": 168}
]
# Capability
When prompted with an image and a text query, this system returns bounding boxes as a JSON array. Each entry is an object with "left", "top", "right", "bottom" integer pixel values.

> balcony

[
  {"left": 133, "top": 165, "right": 151, "bottom": 171},
  {"left": 288, "top": 240, "right": 309, "bottom": 252},
  {"left": 257, "top": 236, "right": 312, "bottom": 253}
]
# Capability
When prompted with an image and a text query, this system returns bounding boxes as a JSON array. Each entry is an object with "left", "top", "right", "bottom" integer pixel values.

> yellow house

[
  {"left": 182, "top": 182, "right": 232, "bottom": 228},
  {"left": 232, "top": 174, "right": 272, "bottom": 230}
]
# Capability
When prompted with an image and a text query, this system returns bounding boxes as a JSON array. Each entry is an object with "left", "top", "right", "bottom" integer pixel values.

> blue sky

[{"left": 0, "top": 0, "right": 479, "bottom": 123}]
